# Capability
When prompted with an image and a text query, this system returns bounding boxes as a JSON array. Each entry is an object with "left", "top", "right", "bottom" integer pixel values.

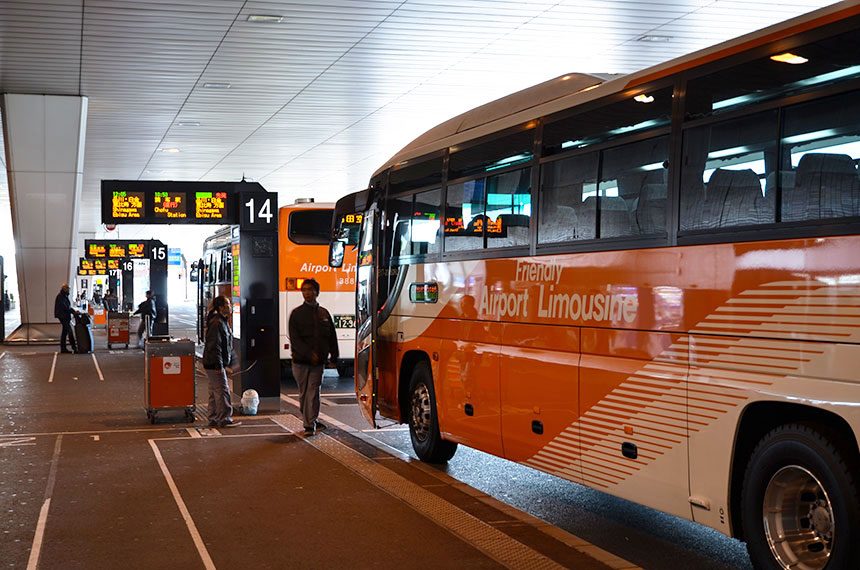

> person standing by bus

[
  {"left": 132, "top": 290, "right": 156, "bottom": 347},
  {"left": 289, "top": 278, "right": 339, "bottom": 435},
  {"left": 53, "top": 283, "right": 78, "bottom": 353},
  {"left": 202, "top": 295, "right": 240, "bottom": 428}
]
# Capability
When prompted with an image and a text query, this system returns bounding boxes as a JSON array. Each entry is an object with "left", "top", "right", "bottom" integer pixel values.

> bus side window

[
  {"left": 486, "top": 167, "right": 531, "bottom": 249},
  {"left": 680, "top": 110, "right": 777, "bottom": 232},
  {"left": 538, "top": 151, "right": 598, "bottom": 244},
  {"left": 781, "top": 90, "right": 860, "bottom": 222},
  {"left": 388, "top": 193, "right": 413, "bottom": 262},
  {"left": 445, "top": 179, "right": 486, "bottom": 252},
  {"left": 412, "top": 188, "right": 441, "bottom": 256}
]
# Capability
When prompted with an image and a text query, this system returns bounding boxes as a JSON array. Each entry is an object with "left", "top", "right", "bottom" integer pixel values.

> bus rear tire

[
  {"left": 740, "top": 423, "right": 860, "bottom": 570},
  {"left": 407, "top": 361, "right": 457, "bottom": 464}
]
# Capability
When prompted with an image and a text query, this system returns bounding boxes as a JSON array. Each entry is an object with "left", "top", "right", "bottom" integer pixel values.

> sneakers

[
  {"left": 220, "top": 421, "right": 242, "bottom": 428},
  {"left": 304, "top": 426, "right": 316, "bottom": 436},
  {"left": 315, "top": 421, "right": 327, "bottom": 431}
]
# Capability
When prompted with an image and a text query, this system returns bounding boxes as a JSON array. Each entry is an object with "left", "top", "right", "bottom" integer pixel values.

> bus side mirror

[{"left": 329, "top": 240, "right": 345, "bottom": 268}]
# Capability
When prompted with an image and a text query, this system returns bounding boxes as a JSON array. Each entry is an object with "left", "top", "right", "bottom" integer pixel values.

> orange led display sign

[
  {"left": 111, "top": 191, "right": 145, "bottom": 219},
  {"left": 195, "top": 191, "right": 228, "bottom": 220},
  {"left": 127, "top": 243, "right": 146, "bottom": 258},
  {"left": 154, "top": 191, "right": 188, "bottom": 219},
  {"left": 108, "top": 243, "right": 126, "bottom": 258},
  {"left": 88, "top": 243, "right": 107, "bottom": 258}
]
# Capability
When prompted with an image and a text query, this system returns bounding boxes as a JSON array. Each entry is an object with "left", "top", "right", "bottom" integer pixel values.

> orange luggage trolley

[
  {"left": 107, "top": 311, "right": 130, "bottom": 349},
  {"left": 144, "top": 338, "right": 196, "bottom": 423}
]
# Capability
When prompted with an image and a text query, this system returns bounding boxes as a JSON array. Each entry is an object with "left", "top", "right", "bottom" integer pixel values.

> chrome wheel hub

[
  {"left": 410, "top": 382, "right": 432, "bottom": 442},
  {"left": 763, "top": 465, "right": 834, "bottom": 570}
]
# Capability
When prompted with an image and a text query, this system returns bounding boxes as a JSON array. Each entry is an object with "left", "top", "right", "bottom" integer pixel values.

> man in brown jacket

[{"left": 288, "top": 278, "right": 339, "bottom": 435}]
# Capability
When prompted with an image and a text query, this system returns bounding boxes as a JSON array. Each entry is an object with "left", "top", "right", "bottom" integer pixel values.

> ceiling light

[
  {"left": 561, "top": 75, "right": 572, "bottom": 81},
  {"left": 637, "top": 35, "right": 672, "bottom": 42},
  {"left": 177, "top": 121, "right": 200, "bottom": 127},
  {"left": 159, "top": 148, "right": 180, "bottom": 153},
  {"left": 634, "top": 94, "right": 655, "bottom": 103},
  {"left": 770, "top": 52, "right": 808, "bottom": 64},
  {"left": 247, "top": 14, "right": 284, "bottom": 23},
  {"left": 203, "top": 82, "right": 231, "bottom": 89}
]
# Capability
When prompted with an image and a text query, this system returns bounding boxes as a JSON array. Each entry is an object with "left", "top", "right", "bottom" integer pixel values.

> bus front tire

[
  {"left": 407, "top": 362, "right": 457, "bottom": 464},
  {"left": 740, "top": 423, "right": 860, "bottom": 570}
]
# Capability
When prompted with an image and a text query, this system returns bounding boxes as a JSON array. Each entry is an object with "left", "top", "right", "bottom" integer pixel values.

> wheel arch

[
  {"left": 728, "top": 400, "right": 860, "bottom": 540},
  {"left": 398, "top": 349, "right": 432, "bottom": 424}
]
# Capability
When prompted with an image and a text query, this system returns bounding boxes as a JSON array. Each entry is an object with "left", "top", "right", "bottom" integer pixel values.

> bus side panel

[
  {"left": 688, "top": 337, "right": 860, "bottom": 534},
  {"left": 499, "top": 323, "right": 581, "bottom": 478},
  {"left": 437, "top": 319, "right": 504, "bottom": 457},
  {"left": 577, "top": 328, "right": 691, "bottom": 520}
]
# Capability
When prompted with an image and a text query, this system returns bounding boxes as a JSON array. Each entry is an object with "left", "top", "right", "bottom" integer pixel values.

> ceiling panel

[{"left": 0, "top": 0, "right": 842, "bottom": 241}]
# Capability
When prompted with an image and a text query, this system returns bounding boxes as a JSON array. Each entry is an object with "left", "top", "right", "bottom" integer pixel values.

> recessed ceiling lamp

[
  {"left": 203, "top": 82, "right": 231, "bottom": 89},
  {"left": 637, "top": 34, "right": 672, "bottom": 42},
  {"left": 177, "top": 121, "right": 200, "bottom": 127},
  {"left": 247, "top": 14, "right": 284, "bottom": 23},
  {"left": 634, "top": 94, "right": 655, "bottom": 103},
  {"left": 248, "top": 14, "right": 284, "bottom": 24},
  {"left": 770, "top": 52, "right": 808, "bottom": 64},
  {"left": 159, "top": 148, "right": 180, "bottom": 153}
]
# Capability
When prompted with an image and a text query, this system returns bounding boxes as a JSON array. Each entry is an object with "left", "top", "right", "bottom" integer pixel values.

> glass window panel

[
  {"left": 387, "top": 194, "right": 413, "bottom": 262},
  {"left": 599, "top": 136, "right": 669, "bottom": 237},
  {"left": 538, "top": 152, "right": 598, "bottom": 243},
  {"left": 685, "top": 29, "right": 860, "bottom": 120},
  {"left": 543, "top": 87, "right": 672, "bottom": 155},
  {"left": 486, "top": 168, "right": 531, "bottom": 249},
  {"left": 780, "top": 90, "right": 860, "bottom": 222},
  {"left": 444, "top": 179, "right": 486, "bottom": 252},
  {"left": 412, "top": 188, "right": 442, "bottom": 256},
  {"left": 680, "top": 110, "right": 777, "bottom": 231},
  {"left": 289, "top": 210, "right": 331, "bottom": 244},
  {"left": 449, "top": 130, "right": 533, "bottom": 180}
]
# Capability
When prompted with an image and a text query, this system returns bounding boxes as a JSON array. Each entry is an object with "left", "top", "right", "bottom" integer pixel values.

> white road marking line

[
  {"left": 361, "top": 426, "right": 409, "bottom": 432},
  {"left": 186, "top": 428, "right": 201, "bottom": 439},
  {"left": 48, "top": 352, "right": 57, "bottom": 383},
  {"left": 91, "top": 353, "right": 105, "bottom": 382},
  {"left": 0, "top": 351, "right": 6, "bottom": 361},
  {"left": 149, "top": 440, "right": 216, "bottom": 570},
  {"left": 28, "top": 435, "right": 63, "bottom": 570},
  {"left": 0, "top": 437, "right": 36, "bottom": 447},
  {"left": 91, "top": 435, "right": 100, "bottom": 441}
]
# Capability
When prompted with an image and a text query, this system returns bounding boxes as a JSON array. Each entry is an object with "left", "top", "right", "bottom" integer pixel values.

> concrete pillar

[{"left": 1, "top": 94, "right": 88, "bottom": 341}]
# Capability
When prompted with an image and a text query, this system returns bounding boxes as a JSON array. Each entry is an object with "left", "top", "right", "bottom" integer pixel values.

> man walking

[
  {"left": 133, "top": 290, "right": 156, "bottom": 348},
  {"left": 54, "top": 284, "right": 77, "bottom": 353},
  {"left": 289, "top": 278, "right": 339, "bottom": 435}
]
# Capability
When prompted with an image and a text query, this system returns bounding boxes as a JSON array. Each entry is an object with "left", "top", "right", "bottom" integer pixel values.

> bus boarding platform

[{"left": 0, "top": 341, "right": 636, "bottom": 570}]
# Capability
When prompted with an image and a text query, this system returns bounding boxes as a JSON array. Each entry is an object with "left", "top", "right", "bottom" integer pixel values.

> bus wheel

[
  {"left": 408, "top": 361, "right": 457, "bottom": 463},
  {"left": 741, "top": 423, "right": 859, "bottom": 570}
]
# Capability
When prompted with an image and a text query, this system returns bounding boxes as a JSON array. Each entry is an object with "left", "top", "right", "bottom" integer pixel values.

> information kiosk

[{"left": 100, "top": 180, "right": 280, "bottom": 411}]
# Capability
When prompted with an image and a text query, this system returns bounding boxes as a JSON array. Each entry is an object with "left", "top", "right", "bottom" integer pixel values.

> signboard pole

[
  {"left": 238, "top": 190, "right": 279, "bottom": 412},
  {"left": 149, "top": 240, "right": 169, "bottom": 336}
]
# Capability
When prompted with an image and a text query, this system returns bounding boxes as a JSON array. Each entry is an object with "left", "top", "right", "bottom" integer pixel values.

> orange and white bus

[
  {"left": 279, "top": 199, "right": 356, "bottom": 377},
  {"left": 333, "top": 3, "right": 860, "bottom": 568}
]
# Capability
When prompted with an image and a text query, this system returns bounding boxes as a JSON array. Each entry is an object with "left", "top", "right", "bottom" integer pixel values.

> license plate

[{"left": 334, "top": 315, "right": 355, "bottom": 328}]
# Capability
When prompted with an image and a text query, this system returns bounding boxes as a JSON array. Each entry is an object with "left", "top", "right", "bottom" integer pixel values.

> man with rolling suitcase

[{"left": 54, "top": 283, "right": 78, "bottom": 354}]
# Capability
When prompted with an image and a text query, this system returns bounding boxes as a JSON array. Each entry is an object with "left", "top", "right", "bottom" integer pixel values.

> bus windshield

[{"left": 288, "top": 210, "right": 331, "bottom": 244}]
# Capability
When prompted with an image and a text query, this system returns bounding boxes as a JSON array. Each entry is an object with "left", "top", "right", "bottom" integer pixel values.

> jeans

[
  {"left": 206, "top": 367, "right": 234, "bottom": 425},
  {"left": 292, "top": 362, "right": 324, "bottom": 430},
  {"left": 59, "top": 319, "right": 77, "bottom": 352}
]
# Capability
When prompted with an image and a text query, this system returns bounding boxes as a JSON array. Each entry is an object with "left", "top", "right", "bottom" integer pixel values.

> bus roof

[{"left": 374, "top": 0, "right": 860, "bottom": 177}]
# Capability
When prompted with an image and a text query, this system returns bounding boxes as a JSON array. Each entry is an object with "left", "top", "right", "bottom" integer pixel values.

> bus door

[{"left": 354, "top": 207, "right": 379, "bottom": 426}]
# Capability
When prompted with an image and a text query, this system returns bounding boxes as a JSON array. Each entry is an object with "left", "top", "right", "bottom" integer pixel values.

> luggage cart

[
  {"left": 107, "top": 311, "right": 130, "bottom": 349},
  {"left": 144, "top": 338, "right": 196, "bottom": 423}
]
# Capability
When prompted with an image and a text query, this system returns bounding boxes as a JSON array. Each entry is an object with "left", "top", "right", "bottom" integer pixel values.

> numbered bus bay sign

[{"left": 240, "top": 191, "right": 277, "bottom": 230}]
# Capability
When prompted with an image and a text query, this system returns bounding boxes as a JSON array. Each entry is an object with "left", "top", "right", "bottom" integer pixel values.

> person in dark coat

[
  {"left": 132, "top": 290, "right": 156, "bottom": 347},
  {"left": 53, "top": 284, "right": 78, "bottom": 353},
  {"left": 202, "top": 295, "right": 240, "bottom": 428},
  {"left": 288, "top": 278, "right": 339, "bottom": 435}
]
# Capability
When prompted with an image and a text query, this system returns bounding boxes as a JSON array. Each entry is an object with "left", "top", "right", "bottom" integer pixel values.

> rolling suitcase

[{"left": 75, "top": 312, "right": 94, "bottom": 354}]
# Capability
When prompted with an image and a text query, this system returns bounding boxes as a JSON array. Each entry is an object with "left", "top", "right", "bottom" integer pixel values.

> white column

[{"left": 1, "top": 94, "right": 88, "bottom": 327}]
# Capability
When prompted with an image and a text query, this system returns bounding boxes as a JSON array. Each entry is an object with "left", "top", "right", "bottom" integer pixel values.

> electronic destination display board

[
  {"left": 101, "top": 181, "right": 264, "bottom": 225},
  {"left": 108, "top": 259, "right": 120, "bottom": 270},
  {"left": 85, "top": 240, "right": 149, "bottom": 259},
  {"left": 154, "top": 191, "right": 188, "bottom": 220},
  {"left": 111, "top": 191, "right": 145, "bottom": 219}
]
